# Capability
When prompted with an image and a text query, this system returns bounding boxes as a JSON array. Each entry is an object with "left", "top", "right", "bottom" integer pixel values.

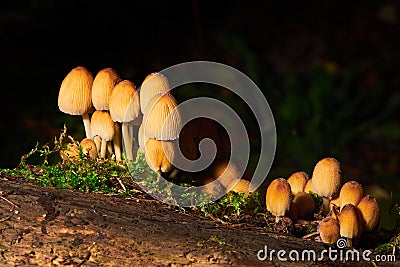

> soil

[{"left": 0, "top": 175, "right": 398, "bottom": 267}]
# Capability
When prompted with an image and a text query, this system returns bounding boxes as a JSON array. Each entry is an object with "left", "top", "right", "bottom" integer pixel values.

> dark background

[{"left": 1, "top": 1, "right": 400, "bottom": 225}]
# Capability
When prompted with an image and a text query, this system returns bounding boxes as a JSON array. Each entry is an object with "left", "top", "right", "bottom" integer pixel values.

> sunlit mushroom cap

[
  {"left": 144, "top": 138, "right": 176, "bottom": 173},
  {"left": 312, "top": 157, "right": 343, "bottom": 198},
  {"left": 287, "top": 171, "right": 309, "bottom": 194},
  {"left": 338, "top": 204, "right": 361, "bottom": 240},
  {"left": 318, "top": 217, "right": 340, "bottom": 245},
  {"left": 210, "top": 160, "right": 243, "bottom": 191},
  {"left": 143, "top": 93, "right": 182, "bottom": 140},
  {"left": 304, "top": 179, "right": 314, "bottom": 194},
  {"left": 293, "top": 192, "right": 315, "bottom": 218},
  {"left": 230, "top": 179, "right": 252, "bottom": 196},
  {"left": 92, "top": 68, "right": 120, "bottom": 110},
  {"left": 140, "top": 72, "right": 170, "bottom": 114},
  {"left": 109, "top": 80, "right": 140, "bottom": 123},
  {"left": 80, "top": 138, "right": 98, "bottom": 159},
  {"left": 266, "top": 178, "right": 292, "bottom": 217},
  {"left": 58, "top": 66, "right": 93, "bottom": 115},
  {"left": 91, "top": 110, "right": 115, "bottom": 141},
  {"left": 339, "top": 181, "right": 364, "bottom": 210},
  {"left": 357, "top": 195, "right": 380, "bottom": 232}
]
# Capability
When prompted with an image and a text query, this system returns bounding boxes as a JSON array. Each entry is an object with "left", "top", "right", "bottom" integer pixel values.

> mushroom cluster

[
  {"left": 58, "top": 66, "right": 140, "bottom": 161},
  {"left": 265, "top": 157, "right": 380, "bottom": 248}
]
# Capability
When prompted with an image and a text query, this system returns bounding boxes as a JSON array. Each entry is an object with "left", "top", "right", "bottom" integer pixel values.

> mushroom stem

[
  {"left": 113, "top": 123, "right": 122, "bottom": 161},
  {"left": 122, "top": 122, "right": 133, "bottom": 161},
  {"left": 82, "top": 113, "right": 91, "bottom": 139},
  {"left": 100, "top": 139, "right": 107, "bottom": 159},
  {"left": 107, "top": 142, "right": 114, "bottom": 157},
  {"left": 275, "top": 216, "right": 281, "bottom": 223},
  {"left": 169, "top": 168, "right": 179, "bottom": 178},
  {"left": 322, "top": 197, "right": 330, "bottom": 214}
]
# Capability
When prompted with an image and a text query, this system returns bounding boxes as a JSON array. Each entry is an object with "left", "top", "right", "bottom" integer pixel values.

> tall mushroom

[
  {"left": 287, "top": 171, "right": 309, "bottom": 195},
  {"left": 312, "top": 157, "right": 343, "bottom": 214},
  {"left": 339, "top": 181, "right": 364, "bottom": 210},
  {"left": 58, "top": 66, "right": 93, "bottom": 138},
  {"left": 265, "top": 178, "right": 292, "bottom": 222},
  {"left": 139, "top": 72, "right": 170, "bottom": 114},
  {"left": 338, "top": 203, "right": 362, "bottom": 247},
  {"left": 109, "top": 80, "right": 140, "bottom": 161},
  {"left": 357, "top": 195, "right": 380, "bottom": 232},
  {"left": 90, "top": 110, "right": 114, "bottom": 158}
]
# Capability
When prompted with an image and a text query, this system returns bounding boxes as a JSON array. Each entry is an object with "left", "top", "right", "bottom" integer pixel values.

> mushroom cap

[
  {"left": 60, "top": 143, "right": 80, "bottom": 161},
  {"left": 312, "top": 157, "right": 343, "bottom": 198},
  {"left": 91, "top": 110, "right": 115, "bottom": 141},
  {"left": 357, "top": 195, "right": 380, "bottom": 232},
  {"left": 140, "top": 72, "right": 170, "bottom": 114},
  {"left": 229, "top": 179, "right": 252, "bottom": 196},
  {"left": 265, "top": 178, "right": 292, "bottom": 217},
  {"left": 143, "top": 93, "right": 182, "bottom": 140},
  {"left": 339, "top": 181, "right": 364, "bottom": 210},
  {"left": 318, "top": 217, "right": 340, "bottom": 245},
  {"left": 92, "top": 68, "right": 120, "bottom": 110},
  {"left": 144, "top": 138, "right": 176, "bottom": 173},
  {"left": 58, "top": 66, "right": 93, "bottom": 115},
  {"left": 210, "top": 160, "right": 242, "bottom": 191},
  {"left": 304, "top": 179, "right": 314, "bottom": 194},
  {"left": 80, "top": 138, "right": 98, "bottom": 159},
  {"left": 287, "top": 171, "right": 309, "bottom": 194},
  {"left": 338, "top": 204, "right": 361, "bottom": 240},
  {"left": 109, "top": 80, "right": 140, "bottom": 123},
  {"left": 293, "top": 192, "right": 315, "bottom": 218},
  {"left": 287, "top": 202, "right": 298, "bottom": 220}
]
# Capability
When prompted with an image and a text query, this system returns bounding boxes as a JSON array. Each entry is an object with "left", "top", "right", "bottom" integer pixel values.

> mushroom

[
  {"left": 91, "top": 68, "right": 120, "bottom": 110},
  {"left": 79, "top": 138, "right": 98, "bottom": 160},
  {"left": 60, "top": 143, "right": 80, "bottom": 163},
  {"left": 357, "top": 195, "right": 380, "bottom": 232},
  {"left": 312, "top": 157, "right": 343, "bottom": 214},
  {"left": 58, "top": 66, "right": 94, "bottom": 138},
  {"left": 210, "top": 160, "right": 242, "bottom": 192},
  {"left": 304, "top": 179, "right": 314, "bottom": 194},
  {"left": 109, "top": 80, "right": 141, "bottom": 161},
  {"left": 318, "top": 217, "right": 340, "bottom": 245},
  {"left": 90, "top": 110, "right": 114, "bottom": 158},
  {"left": 139, "top": 72, "right": 170, "bottom": 114},
  {"left": 338, "top": 203, "right": 361, "bottom": 247},
  {"left": 112, "top": 122, "right": 122, "bottom": 161},
  {"left": 230, "top": 179, "right": 252, "bottom": 196},
  {"left": 143, "top": 93, "right": 182, "bottom": 141},
  {"left": 293, "top": 192, "right": 315, "bottom": 219},
  {"left": 339, "top": 181, "right": 364, "bottom": 210},
  {"left": 287, "top": 171, "right": 309, "bottom": 194},
  {"left": 144, "top": 138, "right": 176, "bottom": 174},
  {"left": 265, "top": 178, "right": 292, "bottom": 222}
]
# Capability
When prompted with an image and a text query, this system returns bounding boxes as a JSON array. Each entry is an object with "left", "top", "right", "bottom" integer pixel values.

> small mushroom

[
  {"left": 312, "top": 157, "right": 343, "bottom": 214},
  {"left": 304, "top": 179, "right": 314, "bottom": 194},
  {"left": 266, "top": 178, "right": 292, "bottom": 222},
  {"left": 287, "top": 171, "right": 309, "bottom": 194},
  {"left": 79, "top": 138, "right": 98, "bottom": 159},
  {"left": 109, "top": 80, "right": 141, "bottom": 161},
  {"left": 357, "top": 195, "right": 380, "bottom": 232},
  {"left": 60, "top": 143, "right": 80, "bottom": 162},
  {"left": 139, "top": 72, "right": 170, "bottom": 114},
  {"left": 339, "top": 181, "right": 364, "bottom": 210},
  {"left": 338, "top": 204, "right": 361, "bottom": 247},
  {"left": 210, "top": 160, "right": 242, "bottom": 192},
  {"left": 144, "top": 138, "right": 176, "bottom": 174},
  {"left": 230, "top": 179, "right": 252, "bottom": 196},
  {"left": 58, "top": 66, "right": 94, "bottom": 138},
  {"left": 318, "top": 217, "right": 340, "bottom": 245},
  {"left": 91, "top": 110, "right": 114, "bottom": 159},
  {"left": 293, "top": 192, "right": 315, "bottom": 219},
  {"left": 143, "top": 93, "right": 182, "bottom": 141}
]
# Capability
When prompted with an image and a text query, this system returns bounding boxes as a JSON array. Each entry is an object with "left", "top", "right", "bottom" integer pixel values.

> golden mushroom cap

[
  {"left": 92, "top": 68, "right": 120, "bottom": 110},
  {"left": 293, "top": 192, "right": 315, "bottom": 219},
  {"left": 140, "top": 72, "right": 170, "bottom": 114},
  {"left": 304, "top": 179, "right": 314, "bottom": 194},
  {"left": 90, "top": 110, "right": 115, "bottom": 141},
  {"left": 339, "top": 181, "right": 364, "bottom": 210},
  {"left": 58, "top": 66, "right": 93, "bottom": 115},
  {"left": 60, "top": 143, "right": 80, "bottom": 161},
  {"left": 318, "top": 217, "right": 340, "bottom": 245},
  {"left": 265, "top": 178, "right": 292, "bottom": 217},
  {"left": 287, "top": 171, "right": 309, "bottom": 194},
  {"left": 144, "top": 138, "right": 176, "bottom": 173},
  {"left": 311, "top": 157, "right": 343, "bottom": 198},
  {"left": 338, "top": 204, "right": 361, "bottom": 240},
  {"left": 79, "top": 138, "right": 98, "bottom": 159},
  {"left": 143, "top": 93, "right": 182, "bottom": 141},
  {"left": 357, "top": 195, "right": 380, "bottom": 232},
  {"left": 109, "top": 80, "right": 140, "bottom": 123},
  {"left": 229, "top": 179, "right": 252, "bottom": 196}
]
